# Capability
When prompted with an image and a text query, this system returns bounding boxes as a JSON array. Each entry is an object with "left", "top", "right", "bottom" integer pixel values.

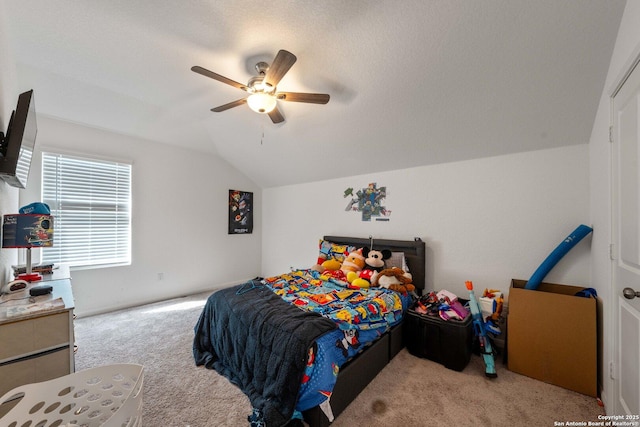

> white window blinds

[{"left": 42, "top": 152, "right": 132, "bottom": 268}]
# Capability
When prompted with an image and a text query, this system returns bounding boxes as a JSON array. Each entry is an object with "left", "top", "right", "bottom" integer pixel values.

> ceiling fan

[{"left": 191, "top": 50, "right": 330, "bottom": 124}]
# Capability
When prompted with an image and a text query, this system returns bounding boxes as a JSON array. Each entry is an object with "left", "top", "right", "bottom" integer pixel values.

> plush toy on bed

[
  {"left": 315, "top": 249, "right": 362, "bottom": 281},
  {"left": 310, "top": 258, "right": 342, "bottom": 273},
  {"left": 311, "top": 240, "right": 351, "bottom": 273},
  {"left": 340, "top": 248, "right": 365, "bottom": 275},
  {"left": 347, "top": 248, "right": 392, "bottom": 288},
  {"left": 372, "top": 267, "right": 416, "bottom": 294}
]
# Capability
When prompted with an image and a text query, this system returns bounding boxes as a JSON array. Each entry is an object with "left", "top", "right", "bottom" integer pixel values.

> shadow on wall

[
  {"left": 425, "top": 243, "right": 436, "bottom": 293},
  {"left": 0, "top": 181, "right": 19, "bottom": 284}
]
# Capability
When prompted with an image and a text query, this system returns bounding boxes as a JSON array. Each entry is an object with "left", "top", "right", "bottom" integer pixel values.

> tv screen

[{"left": 0, "top": 90, "right": 37, "bottom": 189}]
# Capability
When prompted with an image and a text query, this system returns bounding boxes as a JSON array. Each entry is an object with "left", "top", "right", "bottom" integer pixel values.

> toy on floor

[
  {"left": 480, "top": 288, "right": 503, "bottom": 322},
  {"left": 465, "top": 281, "right": 497, "bottom": 378}
]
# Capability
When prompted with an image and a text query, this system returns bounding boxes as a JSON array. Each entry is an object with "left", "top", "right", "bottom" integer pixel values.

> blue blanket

[{"left": 193, "top": 280, "right": 337, "bottom": 427}]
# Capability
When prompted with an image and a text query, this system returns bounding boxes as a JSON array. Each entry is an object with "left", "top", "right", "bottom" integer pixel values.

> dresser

[{"left": 0, "top": 266, "right": 74, "bottom": 398}]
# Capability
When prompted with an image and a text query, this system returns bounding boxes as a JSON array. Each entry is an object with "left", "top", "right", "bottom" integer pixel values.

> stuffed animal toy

[
  {"left": 322, "top": 258, "right": 342, "bottom": 271},
  {"left": 311, "top": 258, "right": 342, "bottom": 273},
  {"left": 347, "top": 247, "right": 391, "bottom": 288},
  {"left": 360, "top": 247, "right": 392, "bottom": 282},
  {"left": 373, "top": 267, "right": 416, "bottom": 294},
  {"left": 347, "top": 272, "right": 370, "bottom": 288},
  {"left": 340, "top": 248, "right": 365, "bottom": 275}
]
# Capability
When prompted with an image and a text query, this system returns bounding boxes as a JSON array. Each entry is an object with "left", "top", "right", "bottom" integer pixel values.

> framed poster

[{"left": 229, "top": 190, "right": 253, "bottom": 234}]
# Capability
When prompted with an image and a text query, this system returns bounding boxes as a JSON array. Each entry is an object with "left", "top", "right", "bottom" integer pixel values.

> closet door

[{"left": 612, "top": 53, "right": 640, "bottom": 417}]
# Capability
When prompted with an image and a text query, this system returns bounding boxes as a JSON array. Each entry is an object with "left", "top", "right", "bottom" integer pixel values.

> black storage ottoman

[{"left": 404, "top": 308, "right": 473, "bottom": 371}]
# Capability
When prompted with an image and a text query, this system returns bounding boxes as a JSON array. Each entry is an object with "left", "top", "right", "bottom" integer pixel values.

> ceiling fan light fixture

[
  {"left": 193, "top": 49, "right": 328, "bottom": 123},
  {"left": 247, "top": 92, "right": 277, "bottom": 114}
]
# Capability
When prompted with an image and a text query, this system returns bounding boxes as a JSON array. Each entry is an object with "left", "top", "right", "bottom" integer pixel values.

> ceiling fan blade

[
  {"left": 211, "top": 98, "right": 247, "bottom": 112},
  {"left": 276, "top": 92, "right": 330, "bottom": 104},
  {"left": 268, "top": 106, "right": 285, "bottom": 124},
  {"left": 264, "top": 50, "right": 297, "bottom": 88},
  {"left": 191, "top": 66, "right": 247, "bottom": 91}
]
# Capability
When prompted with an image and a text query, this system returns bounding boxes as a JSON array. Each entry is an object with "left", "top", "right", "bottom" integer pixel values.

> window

[{"left": 42, "top": 152, "right": 132, "bottom": 268}]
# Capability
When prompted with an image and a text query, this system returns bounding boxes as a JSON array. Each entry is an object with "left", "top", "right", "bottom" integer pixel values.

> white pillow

[{"left": 384, "top": 251, "right": 410, "bottom": 273}]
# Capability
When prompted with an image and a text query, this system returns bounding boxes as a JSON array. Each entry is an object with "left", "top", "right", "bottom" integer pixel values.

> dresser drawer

[
  {"left": 0, "top": 311, "right": 70, "bottom": 361},
  {"left": 0, "top": 347, "right": 71, "bottom": 397}
]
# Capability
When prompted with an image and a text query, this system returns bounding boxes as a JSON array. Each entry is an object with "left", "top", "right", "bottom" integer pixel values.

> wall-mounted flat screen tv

[{"left": 0, "top": 90, "right": 37, "bottom": 189}]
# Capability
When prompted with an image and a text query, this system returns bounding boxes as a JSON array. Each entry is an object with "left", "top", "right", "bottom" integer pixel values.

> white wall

[
  {"left": 20, "top": 116, "right": 262, "bottom": 316},
  {"left": 589, "top": 0, "right": 640, "bottom": 412},
  {"left": 263, "top": 144, "right": 591, "bottom": 299},
  {"left": 0, "top": 1, "right": 19, "bottom": 283}
]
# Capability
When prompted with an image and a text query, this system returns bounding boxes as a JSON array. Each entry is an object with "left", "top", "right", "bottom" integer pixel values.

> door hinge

[
  {"left": 609, "top": 361, "right": 615, "bottom": 380},
  {"left": 609, "top": 126, "right": 614, "bottom": 143},
  {"left": 609, "top": 243, "right": 615, "bottom": 260}
]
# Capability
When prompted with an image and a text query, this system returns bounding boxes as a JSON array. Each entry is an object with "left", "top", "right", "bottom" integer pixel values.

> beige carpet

[{"left": 73, "top": 291, "right": 605, "bottom": 426}]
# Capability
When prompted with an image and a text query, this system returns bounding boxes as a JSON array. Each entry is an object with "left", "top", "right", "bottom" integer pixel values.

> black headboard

[{"left": 323, "top": 236, "right": 426, "bottom": 294}]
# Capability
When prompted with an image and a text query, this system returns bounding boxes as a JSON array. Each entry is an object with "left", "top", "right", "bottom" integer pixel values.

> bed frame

[{"left": 303, "top": 236, "right": 426, "bottom": 427}]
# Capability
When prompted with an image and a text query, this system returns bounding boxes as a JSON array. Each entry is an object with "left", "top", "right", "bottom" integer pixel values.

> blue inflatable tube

[{"left": 525, "top": 224, "right": 593, "bottom": 290}]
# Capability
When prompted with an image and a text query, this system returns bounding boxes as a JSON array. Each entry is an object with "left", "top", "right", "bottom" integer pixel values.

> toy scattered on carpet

[{"left": 466, "top": 281, "right": 497, "bottom": 378}]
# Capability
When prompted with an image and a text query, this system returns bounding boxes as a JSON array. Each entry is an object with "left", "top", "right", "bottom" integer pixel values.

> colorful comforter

[
  {"left": 193, "top": 269, "right": 411, "bottom": 426},
  {"left": 264, "top": 269, "right": 411, "bottom": 413},
  {"left": 193, "top": 279, "right": 337, "bottom": 427}
]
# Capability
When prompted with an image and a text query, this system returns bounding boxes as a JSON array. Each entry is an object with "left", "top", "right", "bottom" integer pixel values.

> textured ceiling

[{"left": 2, "top": 0, "right": 626, "bottom": 188}]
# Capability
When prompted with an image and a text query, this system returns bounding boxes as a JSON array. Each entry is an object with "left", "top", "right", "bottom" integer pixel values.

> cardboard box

[{"left": 507, "top": 279, "right": 597, "bottom": 397}]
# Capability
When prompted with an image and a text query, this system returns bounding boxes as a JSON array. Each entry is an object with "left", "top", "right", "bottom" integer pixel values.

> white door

[{"left": 612, "top": 54, "right": 640, "bottom": 416}]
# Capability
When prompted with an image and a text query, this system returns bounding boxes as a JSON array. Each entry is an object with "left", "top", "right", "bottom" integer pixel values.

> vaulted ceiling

[{"left": 3, "top": 1, "right": 626, "bottom": 188}]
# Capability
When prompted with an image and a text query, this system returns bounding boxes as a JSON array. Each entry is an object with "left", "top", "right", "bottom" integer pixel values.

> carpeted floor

[{"left": 73, "top": 291, "right": 605, "bottom": 426}]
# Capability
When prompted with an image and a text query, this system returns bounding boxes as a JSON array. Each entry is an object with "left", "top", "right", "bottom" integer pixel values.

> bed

[{"left": 193, "top": 236, "right": 426, "bottom": 427}]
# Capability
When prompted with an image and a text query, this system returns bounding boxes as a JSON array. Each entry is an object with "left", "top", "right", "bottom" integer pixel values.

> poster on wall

[
  {"left": 344, "top": 182, "right": 391, "bottom": 221},
  {"left": 229, "top": 190, "right": 253, "bottom": 234}
]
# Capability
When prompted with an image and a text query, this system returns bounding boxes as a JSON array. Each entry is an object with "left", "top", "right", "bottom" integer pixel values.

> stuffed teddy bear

[{"left": 372, "top": 267, "right": 416, "bottom": 294}]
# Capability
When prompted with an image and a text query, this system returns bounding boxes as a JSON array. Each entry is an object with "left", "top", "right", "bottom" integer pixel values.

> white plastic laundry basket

[{"left": 0, "top": 363, "right": 143, "bottom": 427}]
